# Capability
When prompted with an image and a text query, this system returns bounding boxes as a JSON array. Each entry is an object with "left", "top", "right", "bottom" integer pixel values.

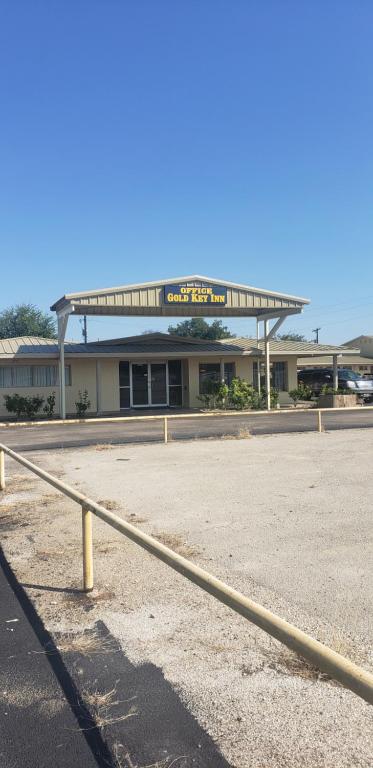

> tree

[
  {"left": 0, "top": 304, "right": 57, "bottom": 339},
  {"left": 276, "top": 331, "right": 308, "bottom": 342},
  {"left": 168, "top": 318, "right": 234, "bottom": 340}
]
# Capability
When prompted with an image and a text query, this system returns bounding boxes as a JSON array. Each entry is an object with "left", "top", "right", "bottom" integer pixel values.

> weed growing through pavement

[{"left": 82, "top": 685, "right": 137, "bottom": 730}]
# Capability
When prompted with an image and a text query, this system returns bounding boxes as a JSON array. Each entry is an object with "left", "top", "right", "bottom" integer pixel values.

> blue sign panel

[{"left": 164, "top": 284, "right": 227, "bottom": 305}]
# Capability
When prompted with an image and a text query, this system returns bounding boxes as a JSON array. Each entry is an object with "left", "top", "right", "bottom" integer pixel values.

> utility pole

[
  {"left": 80, "top": 316, "right": 88, "bottom": 344},
  {"left": 312, "top": 327, "right": 321, "bottom": 344}
]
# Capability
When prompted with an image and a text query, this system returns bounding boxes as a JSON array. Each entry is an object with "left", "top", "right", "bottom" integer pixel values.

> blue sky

[{"left": 0, "top": 1, "right": 372, "bottom": 343}]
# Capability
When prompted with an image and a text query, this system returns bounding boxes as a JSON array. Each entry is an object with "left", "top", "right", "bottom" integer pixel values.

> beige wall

[
  {"left": 0, "top": 358, "right": 97, "bottom": 419},
  {"left": 97, "top": 359, "right": 120, "bottom": 413},
  {"left": 0, "top": 353, "right": 299, "bottom": 418}
]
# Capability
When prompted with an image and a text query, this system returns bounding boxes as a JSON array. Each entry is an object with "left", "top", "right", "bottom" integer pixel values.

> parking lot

[
  {"left": 1, "top": 406, "right": 373, "bottom": 451},
  {"left": 1, "top": 428, "right": 372, "bottom": 767}
]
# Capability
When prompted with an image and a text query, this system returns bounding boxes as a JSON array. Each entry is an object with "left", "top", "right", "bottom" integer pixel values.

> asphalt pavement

[
  {"left": 0, "top": 549, "right": 230, "bottom": 768},
  {"left": 1, "top": 408, "right": 373, "bottom": 452},
  {"left": 0, "top": 548, "right": 104, "bottom": 768}
]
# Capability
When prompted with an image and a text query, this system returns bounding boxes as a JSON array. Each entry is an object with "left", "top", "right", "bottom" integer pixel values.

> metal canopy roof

[{"left": 51, "top": 274, "right": 310, "bottom": 319}]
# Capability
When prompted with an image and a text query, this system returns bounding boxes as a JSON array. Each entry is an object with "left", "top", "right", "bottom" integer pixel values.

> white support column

[
  {"left": 220, "top": 358, "right": 225, "bottom": 383},
  {"left": 264, "top": 319, "right": 271, "bottom": 410},
  {"left": 333, "top": 355, "right": 339, "bottom": 391},
  {"left": 96, "top": 360, "right": 102, "bottom": 415},
  {"left": 256, "top": 319, "right": 261, "bottom": 394},
  {"left": 58, "top": 312, "right": 69, "bottom": 420}
]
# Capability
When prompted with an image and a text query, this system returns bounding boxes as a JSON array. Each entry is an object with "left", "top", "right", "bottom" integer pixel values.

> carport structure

[{"left": 51, "top": 275, "right": 310, "bottom": 418}]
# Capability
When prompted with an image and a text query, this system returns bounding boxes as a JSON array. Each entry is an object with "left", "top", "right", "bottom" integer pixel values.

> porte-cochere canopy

[{"left": 51, "top": 275, "right": 309, "bottom": 319}]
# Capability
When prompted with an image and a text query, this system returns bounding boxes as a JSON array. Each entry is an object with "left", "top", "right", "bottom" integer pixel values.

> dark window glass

[
  {"left": 224, "top": 362, "right": 235, "bottom": 386},
  {"left": 271, "top": 361, "right": 288, "bottom": 391},
  {"left": 120, "top": 387, "right": 130, "bottom": 409},
  {"left": 199, "top": 363, "right": 220, "bottom": 394},
  {"left": 168, "top": 360, "right": 182, "bottom": 385},
  {"left": 132, "top": 363, "right": 149, "bottom": 406},
  {"left": 119, "top": 361, "right": 130, "bottom": 387},
  {"left": 169, "top": 385, "right": 182, "bottom": 406},
  {"left": 151, "top": 363, "right": 167, "bottom": 404}
]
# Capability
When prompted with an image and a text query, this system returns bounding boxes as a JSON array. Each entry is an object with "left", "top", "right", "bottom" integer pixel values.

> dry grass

[
  {"left": 127, "top": 513, "right": 148, "bottom": 525},
  {"left": 83, "top": 685, "right": 137, "bottom": 730},
  {"left": 271, "top": 647, "right": 331, "bottom": 681},
  {"left": 94, "top": 443, "right": 113, "bottom": 451},
  {"left": 57, "top": 630, "right": 117, "bottom": 656},
  {"left": 153, "top": 531, "right": 199, "bottom": 558},
  {"left": 221, "top": 427, "right": 252, "bottom": 440},
  {"left": 113, "top": 745, "right": 187, "bottom": 768},
  {"left": 97, "top": 498, "right": 121, "bottom": 511}
]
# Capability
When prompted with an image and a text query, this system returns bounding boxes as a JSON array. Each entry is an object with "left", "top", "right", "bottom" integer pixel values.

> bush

[
  {"left": 198, "top": 377, "right": 280, "bottom": 411},
  {"left": 4, "top": 394, "right": 44, "bottom": 420},
  {"left": 198, "top": 380, "right": 228, "bottom": 409},
  {"left": 289, "top": 382, "right": 313, "bottom": 405},
  {"left": 43, "top": 392, "right": 56, "bottom": 418},
  {"left": 75, "top": 390, "right": 91, "bottom": 417},
  {"left": 228, "top": 378, "right": 255, "bottom": 410}
]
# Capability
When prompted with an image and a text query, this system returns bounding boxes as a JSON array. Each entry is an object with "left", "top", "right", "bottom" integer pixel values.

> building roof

[
  {"left": 218, "top": 337, "right": 359, "bottom": 357},
  {"left": 0, "top": 334, "right": 358, "bottom": 360},
  {"left": 50, "top": 274, "right": 309, "bottom": 319},
  {"left": 343, "top": 335, "right": 373, "bottom": 347},
  {"left": 298, "top": 355, "right": 373, "bottom": 367}
]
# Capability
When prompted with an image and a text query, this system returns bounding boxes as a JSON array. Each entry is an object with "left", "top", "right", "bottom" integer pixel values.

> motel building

[{"left": 0, "top": 276, "right": 359, "bottom": 420}]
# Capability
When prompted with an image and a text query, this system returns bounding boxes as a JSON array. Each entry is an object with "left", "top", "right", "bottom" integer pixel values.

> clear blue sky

[{"left": 1, "top": 1, "right": 372, "bottom": 343}]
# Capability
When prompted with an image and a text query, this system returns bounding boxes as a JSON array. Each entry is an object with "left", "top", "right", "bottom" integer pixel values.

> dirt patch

[
  {"left": 152, "top": 532, "right": 200, "bottom": 558},
  {"left": 97, "top": 499, "right": 121, "bottom": 511}
]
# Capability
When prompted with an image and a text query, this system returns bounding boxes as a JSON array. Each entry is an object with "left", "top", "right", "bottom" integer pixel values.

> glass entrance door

[
  {"left": 150, "top": 363, "right": 167, "bottom": 405},
  {"left": 130, "top": 362, "right": 168, "bottom": 407},
  {"left": 132, "top": 363, "right": 149, "bottom": 406}
]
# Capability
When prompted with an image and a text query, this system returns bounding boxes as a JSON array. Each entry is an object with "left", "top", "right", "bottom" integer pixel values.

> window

[
  {"left": 253, "top": 361, "right": 288, "bottom": 391},
  {"left": 199, "top": 362, "right": 236, "bottom": 393},
  {"left": 0, "top": 365, "right": 71, "bottom": 388},
  {"left": 224, "top": 362, "right": 236, "bottom": 386},
  {"left": 272, "top": 361, "right": 288, "bottom": 391},
  {"left": 168, "top": 360, "right": 182, "bottom": 407},
  {"left": 119, "top": 361, "right": 130, "bottom": 409}
]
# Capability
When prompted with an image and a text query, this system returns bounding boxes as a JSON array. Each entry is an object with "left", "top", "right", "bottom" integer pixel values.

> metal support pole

[
  {"left": 333, "top": 355, "right": 339, "bottom": 391},
  {"left": 58, "top": 313, "right": 69, "bottom": 421},
  {"left": 317, "top": 410, "right": 322, "bottom": 433},
  {"left": 164, "top": 416, "right": 168, "bottom": 444},
  {"left": 82, "top": 504, "right": 93, "bottom": 592},
  {"left": 0, "top": 449, "right": 5, "bottom": 490},
  {"left": 256, "top": 319, "right": 261, "bottom": 394},
  {"left": 264, "top": 320, "right": 271, "bottom": 410},
  {"left": 219, "top": 359, "right": 225, "bottom": 383}
]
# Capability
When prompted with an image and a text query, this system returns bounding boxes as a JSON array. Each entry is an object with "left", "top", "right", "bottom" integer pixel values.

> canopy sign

[{"left": 164, "top": 284, "right": 227, "bottom": 305}]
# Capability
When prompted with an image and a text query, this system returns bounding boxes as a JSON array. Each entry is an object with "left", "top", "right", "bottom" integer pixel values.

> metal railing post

[
  {"left": 82, "top": 503, "right": 93, "bottom": 592},
  {"left": 0, "top": 449, "right": 5, "bottom": 490},
  {"left": 164, "top": 416, "right": 168, "bottom": 444},
  {"left": 317, "top": 410, "right": 322, "bottom": 433}
]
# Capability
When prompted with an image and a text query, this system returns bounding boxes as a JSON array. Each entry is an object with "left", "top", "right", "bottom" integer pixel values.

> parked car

[{"left": 298, "top": 368, "right": 373, "bottom": 401}]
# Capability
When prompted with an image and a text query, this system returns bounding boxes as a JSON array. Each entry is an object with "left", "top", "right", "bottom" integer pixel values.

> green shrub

[
  {"left": 198, "top": 377, "right": 279, "bottom": 411},
  {"left": 228, "top": 378, "right": 255, "bottom": 410},
  {"left": 198, "top": 380, "right": 228, "bottom": 409},
  {"left": 289, "top": 382, "right": 313, "bottom": 405},
  {"left": 75, "top": 390, "right": 91, "bottom": 417},
  {"left": 4, "top": 393, "right": 44, "bottom": 420},
  {"left": 43, "top": 392, "right": 56, "bottom": 418}
]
